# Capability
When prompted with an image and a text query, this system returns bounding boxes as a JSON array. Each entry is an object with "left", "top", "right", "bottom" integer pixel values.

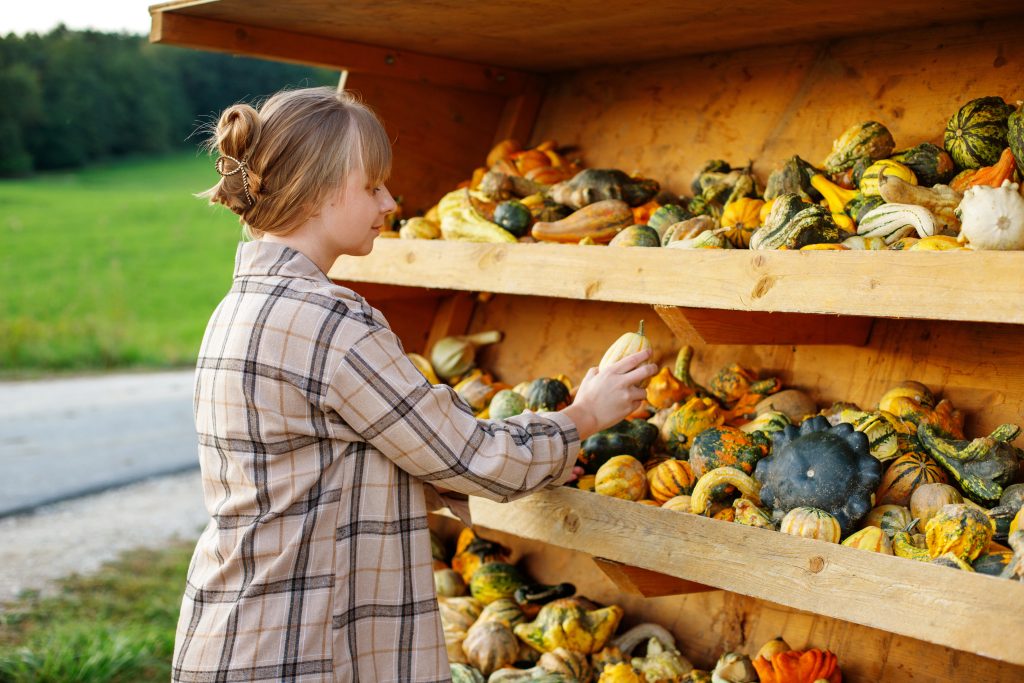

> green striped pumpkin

[
  {"left": 469, "top": 562, "right": 526, "bottom": 605},
  {"left": 823, "top": 121, "right": 896, "bottom": 173},
  {"left": 944, "top": 96, "right": 1015, "bottom": 169},
  {"left": 648, "top": 204, "right": 692, "bottom": 236},
  {"left": 890, "top": 143, "right": 957, "bottom": 186},
  {"left": 749, "top": 203, "right": 842, "bottom": 250},
  {"left": 843, "top": 410, "right": 899, "bottom": 462},
  {"left": 1009, "top": 102, "right": 1024, "bottom": 176},
  {"left": 857, "top": 203, "right": 935, "bottom": 243}
]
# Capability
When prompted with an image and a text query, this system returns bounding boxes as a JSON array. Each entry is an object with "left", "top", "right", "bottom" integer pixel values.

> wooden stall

[{"left": 150, "top": 2, "right": 1024, "bottom": 680}]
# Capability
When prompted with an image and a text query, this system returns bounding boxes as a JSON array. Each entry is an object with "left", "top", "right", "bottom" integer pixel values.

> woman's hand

[{"left": 562, "top": 348, "right": 657, "bottom": 441}]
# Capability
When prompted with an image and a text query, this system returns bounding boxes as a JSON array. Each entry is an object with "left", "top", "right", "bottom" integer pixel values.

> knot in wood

[
  {"left": 808, "top": 556, "right": 826, "bottom": 574},
  {"left": 561, "top": 510, "right": 581, "bottom": 533}
]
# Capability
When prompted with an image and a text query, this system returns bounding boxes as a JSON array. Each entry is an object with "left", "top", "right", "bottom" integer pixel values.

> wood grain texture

[
  {"left": 655, "top": 305, "right": 873, "bottom": 346},
  {"left": 329, "top": 240, "right": 1024, "bottom": 325},
  {"left": 532, "top": 18, "right": 1024, "bottom": 193},
  {"left": 466, "top": 487, "right": 1024, "bottom": 667},
  {"left": 148, "top": 10, "right": 530, "bottom": 95},
  {"left": 592, "top": 557, "right": 717, "bottom": 597},
  {"left": 149, "top": 0, "right": 1024, "bottom": 71}
]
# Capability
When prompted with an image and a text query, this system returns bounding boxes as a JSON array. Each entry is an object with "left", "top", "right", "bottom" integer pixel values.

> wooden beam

[
  {"left": 328, "top": 241, "right": 1024, "bottom": 326},
  {"left": 149, "top": 10, "right": 533, "bottom": 96},
  {"left": 592, "top": 557, "right": 718, "bottom": 597},
  {"left": 654, "top": 305, "right": 874, "bottom": 346},
  {"left": 492, "top": 75, "right": 547, "bottom": 146},
  {"left": 425, "top": 293, "right": 476, "bottom": 355},
  {"left": 468, "top": 487, "right": 1024, "bottom": 666}
]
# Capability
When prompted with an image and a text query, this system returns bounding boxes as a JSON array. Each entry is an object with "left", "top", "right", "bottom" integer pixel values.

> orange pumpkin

[
  {"left": 876, "top": 451, "right": 948, "bottom": 507},
  {"left": 647, "top": 459, "right": 697, "bottom": 504},
  {"left": 595, "top": 455, "right": 647, "bottom": 501}
]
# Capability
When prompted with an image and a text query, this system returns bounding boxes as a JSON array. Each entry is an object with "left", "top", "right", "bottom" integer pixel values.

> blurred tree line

[{"left": 0, "top": 26, "right": 339, "bottom": 176}]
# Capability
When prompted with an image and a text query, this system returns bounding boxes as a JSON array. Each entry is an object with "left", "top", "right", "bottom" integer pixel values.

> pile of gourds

[
  {"left": 574, "top": 334, "right": 1024, "bottom": 578},
  {"left": 394, "top": 96, "right": 1024, "bottom": 251},
  {"left": 435, "top": 526, "right": 844, "bottom": 682}
]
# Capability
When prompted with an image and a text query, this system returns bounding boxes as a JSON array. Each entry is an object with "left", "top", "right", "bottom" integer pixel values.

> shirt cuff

[
  {"left": 424, "top": 484, "right": 473, "bottom": 526},
  {"left": 537, "top": 410, "right": 582, "bottom": 488}
]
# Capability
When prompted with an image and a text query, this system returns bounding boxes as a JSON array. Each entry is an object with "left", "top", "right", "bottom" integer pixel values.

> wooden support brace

[
  {"left": 654, "top": 304, "right": 873, "bottom": 346},
  {"left": 592, "top": 557, "right": 719, "bottom": 598},
  {"left": 425, "top": 292, "right": 477, "bottom": 354}
]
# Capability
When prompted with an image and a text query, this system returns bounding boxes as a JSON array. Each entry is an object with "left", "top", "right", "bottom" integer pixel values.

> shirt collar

[{"left": 232, "top": 240, "right": 331, "bottom": 283}]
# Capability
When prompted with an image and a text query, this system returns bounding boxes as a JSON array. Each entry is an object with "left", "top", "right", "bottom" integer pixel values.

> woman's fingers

[
  {"left": 606, "top": 348, "right": 652, "bottom": 374},
  {"left": 623, "top": 362, "right": 658, "bottom": 385}
]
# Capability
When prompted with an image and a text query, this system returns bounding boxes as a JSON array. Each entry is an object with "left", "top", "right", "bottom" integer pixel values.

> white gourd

[
  {"left": 956, "top": 180, "right": 1024, "bottom": 250},
  {"left": 857, "top": 203, "right": 936, "bottom": 243}
]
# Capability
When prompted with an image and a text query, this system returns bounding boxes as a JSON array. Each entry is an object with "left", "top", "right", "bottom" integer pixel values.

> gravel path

[{"left": 0, "top": 471, "right": 208, "bottom": 604}]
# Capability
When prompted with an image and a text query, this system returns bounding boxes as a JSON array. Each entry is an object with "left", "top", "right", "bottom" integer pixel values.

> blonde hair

[{"left": 201, "top": 87, "right": 392, "bottom": 239}]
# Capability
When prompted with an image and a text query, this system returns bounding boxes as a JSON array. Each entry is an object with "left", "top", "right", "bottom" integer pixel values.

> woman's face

[{"left": 316, "top": 167, "right": 397, "bottom": 257}]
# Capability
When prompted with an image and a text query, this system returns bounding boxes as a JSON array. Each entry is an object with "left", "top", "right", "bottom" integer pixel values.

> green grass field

[
  {"left": 0, "top": 153, "right": 243, "bottom": 376},
  {"left": 0, "top": 542, "right": 193, "bottom": 682}
]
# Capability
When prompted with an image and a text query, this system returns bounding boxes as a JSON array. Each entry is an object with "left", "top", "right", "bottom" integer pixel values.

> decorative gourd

[
  {"left": 631, "top": 637, "right": 693, "bottom": 682},
  {"left": 524, "top": 378, "right": 571, "bottom": 412},
  {"left": 973, "top": 550, "right": 1014, "bottom": 576},
  {"left": 648, "top": 204, "right": 693, "bottom": 237},
  {"left": 925, "top": 503, "right": 994, "bottom": 562},
  {"left": 608, "top": 223, "right": 661, "bottom": 248},
  {"left": 858, "top": 159, "right": 917, "bottom": 196},
  {"left": 878, "top": 380, "right": 935, "bottom": 412},
  {"left": 662, "top": 397, "right": 726, "bottom": 457},
  {"left": 890, "top": 142, "right": 958, "bottom": 186},
  {"left": 950, "top": 147, "right": 1017, "bottom": 192},
  {"left": 513, "top": 582, "right": 576, "bottom": 614},
  {"left": 839, "top": 410, "right": 899, "bottom": 462},
  {"left": 754, "top": 637, "right": 791, "bottom": 664},
  {"left": 440, "top": 596, "right": 484, "bottom": 634},
  {"left": 876, "top": 172, "right": 962, "bottom": 234},
  {"left": 648, "top": 459, "right": 697, "bottom": 504},
  {"left": 733, "top": 497, "right": 775, "bottom": 529},
  {"left": 706, "top": 364, "right": 781, "bottom": 408},
  {"left": 956, "top": 179, "right": 1024, "bottom": 250},
  {"left": 754, "top": 390, "right": 817, "bottom": 423},
  {"left": 857, "top": 203, "right": 936, "bottom": 243},
  {"left": 755, "top": 418, "right": 881, "bottom": 535},
  {"left": 909, "top": 483, "right": 964, "bottom": 529},
  {"left": 739, "top": 411, "right": 791, "bottom": 435},
  {"left": 595, "top": 455, "right": 648, "bottom": 501},
  {"left": 435, "top": 568, "right": 468, "bottom": 597},
  {"left": 492, "top": 200, "right": 533, "bottom": 237},
  {"left": 646, "top": 367, "right": 691, "bottom": 410},
  {"left": 579, "top": 419, "right": 657, "bottom": 473},
  {"left": 662, "top": 215, "right": 716, "bottom": 246},
  {"left": 689, "top": 426, "right": 771, "bottom": 479},
  {"left": 477, "top": 597, "right": 527, "bottom": 629},
  {"left": 780, "top": 507, "right": 842, "bottom": 543},
  {"left": 514, "top": 598, "right": 624, "bottom": 654},
  {"left": 917, "top": 422, "right": 1021, "bottom": 505},
  {"left": 752, "top": 649, "right": 841, "bottom": 683},
  {"left": 690, "top": 467, "right": 762, "bottom": 515},
  {"left": 665, "top": 230, "right": 733, "bottom": 249},
  {"left": 749, "top": 203, "right": 842, "bottom": 250},
  {"left": 906, "top": 235, "right": 962, "bottom": 250},
  {"left": 592, "top": 646, "right": 628, "bottom": 676},
  {"left": 450, "top": 663, "right": 485, "bottom": 683},
  {"left": 548, "top": 169, "right": 659, "bottom": 210},
  {"left": 455, "top": 371, "right": 499, "bottom": 413},
  {"left": 598, "top": 663, "right": 643, "bottom": 683},
  {"left": 841, "top": 525, "right": 894, "bottom": 554},
  {"left": 431, "top": 331, "right": 503, "bottom": 382},
  {"left": 532, "top": 199, "right": 634, "bottom": 243},
  {"left": 453, "top": 539, "right": 512, "bottom": 583},
  {"left": 874, "top": 451, "right": 948, "bottom": 507},
  {"left": 489, "top": 389, "right": 527, "bottom": 420},
  {"left": 662, "top": 495, "right": 692, "bottom": 513},
  {"left": 470, "top": 562, "right": 527, "bottom": 606},
  {"left": 538, "top": 647, "right": 593, "bottom": 682},
  {"left": 810, "top": 174, "right": 859, "bottom": 214},
  {"left": 862, "top": 504, "right": 913, "bottom": 535},
  {"left": 844, "top": 193, "right": 886, "bottom": 224},
  {"left": 765, "top": 156, "right": 822, "bottom": 202},
  {"left": 892, "top": 521, "right": 931, "bottom": 561},
  {"left": 823, "top": 121, "right": 896, "bottom": 173},
  {"left": 598, "top": 321, "right": 652, "bottom": 386},
  {"left": 463, "top": 620, "right": 520, "bottom": 676},
  {"left": 944, "top": 96, "right": 1015, "bottom": 169}
]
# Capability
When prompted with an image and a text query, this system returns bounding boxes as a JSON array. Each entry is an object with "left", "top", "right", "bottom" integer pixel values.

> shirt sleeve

[{"left": 322, "top": 324, "right": 581, "bottom": 502}]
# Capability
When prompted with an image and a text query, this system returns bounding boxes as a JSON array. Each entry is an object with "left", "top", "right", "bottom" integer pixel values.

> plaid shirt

[{"left": 172, "top": 241, "right": 580, "bottom": 683}]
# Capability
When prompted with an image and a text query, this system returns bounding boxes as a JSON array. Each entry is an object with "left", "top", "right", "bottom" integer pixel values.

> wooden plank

[
  {"left": 492, "top": 75, "right": 547, "bottom": 146},
  {"left": 328, "top": 241, "right": 1024, "bottom": 325},
  {"left": 148, "top": 0, "right": 1024, "bottom": 71},
  {"left": 655, "top": 305, "right": 873, "bottom": 346},
  {"left": 592, "top": 557, "right": 718, "bottom": 597},
  {"left": 148, "top": 10, "right": 531, "bottom": 96},
  {"left": 467, "top": 487, "right": 1024, "bottom": 666}
]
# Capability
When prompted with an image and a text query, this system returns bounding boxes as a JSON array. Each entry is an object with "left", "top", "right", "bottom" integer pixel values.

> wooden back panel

[{"left": 532, "top": 17, "right": 1024, "bottom": 193}]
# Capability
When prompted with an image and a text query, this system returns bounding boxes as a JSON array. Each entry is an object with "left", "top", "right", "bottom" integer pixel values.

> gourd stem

[
  {"left": 463, "top": 330, "right": 503, "bottom": 347},
  {"left": 638, "top": 320, "right": 645, "bottom": 337}
]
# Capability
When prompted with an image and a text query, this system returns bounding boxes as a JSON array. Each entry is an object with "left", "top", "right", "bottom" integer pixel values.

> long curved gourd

[{"left": 690, "top": 467, "right": 762, "bottom": 514}]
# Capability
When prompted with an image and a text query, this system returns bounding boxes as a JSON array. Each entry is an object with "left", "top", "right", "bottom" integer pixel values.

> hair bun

[{"left": 215, "top": 103, "right": 261, "bottom": 160}]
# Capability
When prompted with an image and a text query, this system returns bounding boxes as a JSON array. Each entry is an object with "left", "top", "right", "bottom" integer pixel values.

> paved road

[{"left": 0, "top": 370, "right": 199, "bottom": 517}]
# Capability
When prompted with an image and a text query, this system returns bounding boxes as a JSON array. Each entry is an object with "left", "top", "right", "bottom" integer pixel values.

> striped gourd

[
  {"left": 780, "top": 507, "right": 842, "bottom": 543},
  {"left": 648, "top": 459, "right": 697, "bottom": 504},
  {"left": 840, "top": 409, "right": 899, "bottom": 462},
  {"left": 857, "top": 203, "right": 936, "bottom": 243},
  {"left": 875, "top": 452, "right": 948, "bottom": 507},
  {"left": 944, "top": 96, "right": 1015, "bottom": 169},
  {"left": 858, "top": 160, "right": 917, "bottom": 196}
]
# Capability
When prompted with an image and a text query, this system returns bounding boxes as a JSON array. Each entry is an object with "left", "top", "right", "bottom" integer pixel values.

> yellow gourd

[
  {"left": 811, "top": 174, "right": 859, "bottom": 213},
  {"left": 925, "top": 503, "right": 994, "bottom": 562},
  {"left": 859, "top": 159, "right": 918, "bottom": 196},
  {"left": 595, "top": 455, "right": 648, "bottom": 501},
  {"left": 907, "top": 235, "right": 962, "bottom": 251},
  {"left": 599, "top": 321, "right": 653, "bottom": 387},
  {"left": 690, "top": 467, "right": 761, "bottom": 514}
]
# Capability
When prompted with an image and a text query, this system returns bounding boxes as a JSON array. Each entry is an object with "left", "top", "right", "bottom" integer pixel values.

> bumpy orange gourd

[
  {"left": 661, "top": 397, "right": 726, "bottom": 457},
  {"left": 925, "top": 503, "right": 994, "bottom": 562},
  {"left": 646, "top": 367, "right": 690, "bottom": 409}
]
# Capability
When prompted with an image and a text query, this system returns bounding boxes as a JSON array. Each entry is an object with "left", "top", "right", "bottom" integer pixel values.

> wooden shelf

[
  {"left": 465, "top": 487, "right": 1024, "bottom": 667},
  {"left": 151, "top": 1, "right": 1024, "bottom": 72},
  {"left": 328, "top": 240, "right": 1024, "bottom": 327}
]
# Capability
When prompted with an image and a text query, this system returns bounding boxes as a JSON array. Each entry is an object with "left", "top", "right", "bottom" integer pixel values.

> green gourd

[
  {"left": 823, "top": 121, "right": 896, "bottom": 173},
  {"left": 944, "top": 96, "right": 1015, "bottom": 169},
  {"left": 608, "top": 224, "right": 661, "bottom": 247},
  {"left": 890, "top": 143, "right": 958, "bottom": 186}
]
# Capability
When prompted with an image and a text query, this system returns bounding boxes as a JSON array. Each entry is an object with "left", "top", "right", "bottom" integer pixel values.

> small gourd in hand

[{"left": 599, "top": 321, "right": 653, "bottom": 386}]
